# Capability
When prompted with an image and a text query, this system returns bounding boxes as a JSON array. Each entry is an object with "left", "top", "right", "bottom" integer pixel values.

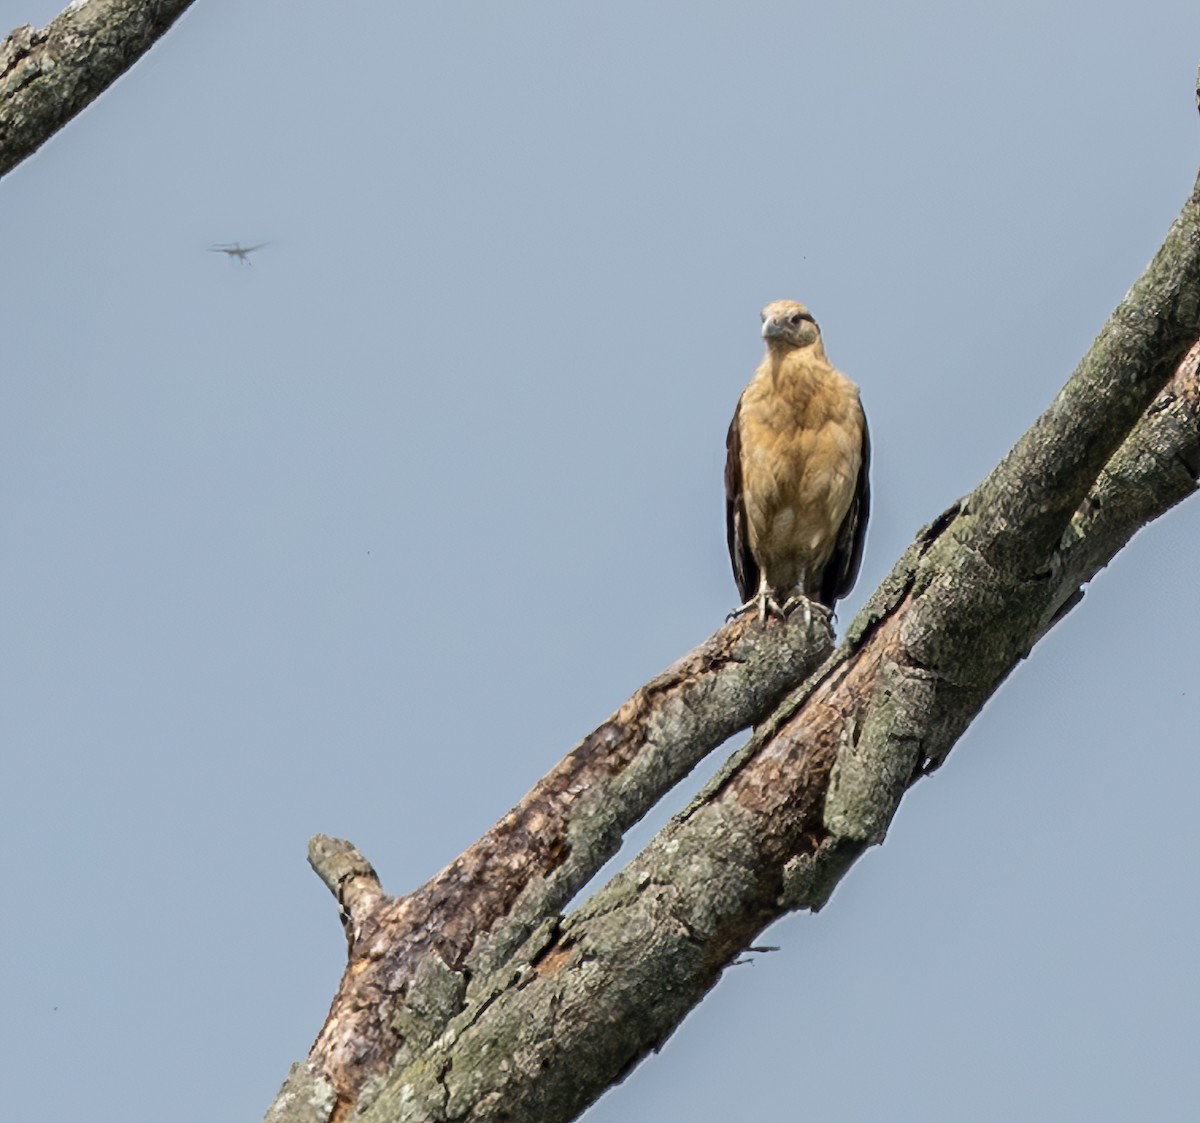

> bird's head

[{"left": 760, "top": 300, "right": 821, "bottom": 351}]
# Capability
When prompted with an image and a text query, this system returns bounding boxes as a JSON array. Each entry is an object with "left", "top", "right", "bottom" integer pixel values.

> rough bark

[
  {"left": 263, "top": 156, "right": 1200, "bottom": 1122},
  {"left": 13, "top": 3, "right": 1192, "bottom": 1120},
  {"left": 0, "top": 0, "right": 195, "bottom": 179},
  {"left": 290, "top": 611, "right": 834, "bottom": 1120}
]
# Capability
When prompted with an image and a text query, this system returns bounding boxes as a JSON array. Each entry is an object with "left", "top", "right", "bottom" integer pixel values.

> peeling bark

[
  {"left": 346, "top": 337, "right": 1200, "bottom": 1123},
  {"left": 266, "top": 80, "right": 1200, "bottom": 1123},
  {"left": 11, "top": 3, "right": 1195, "bottom": 1119},
  {"left": 0, "top": 0, "right": 194, "bottom": 179},
  {"left": 292, "top": 612, "right": 833, "bottom": 1118}
]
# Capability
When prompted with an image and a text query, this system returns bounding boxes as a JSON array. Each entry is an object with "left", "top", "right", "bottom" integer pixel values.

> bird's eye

[{"left": 789, "top": 313, "right": 803, "bottom": 325}]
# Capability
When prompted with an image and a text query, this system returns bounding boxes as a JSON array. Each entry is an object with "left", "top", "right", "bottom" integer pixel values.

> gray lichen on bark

[
  {"left": 288, "top": 609, "right": 834, "bottom": 1120},
  {"left": 823, "top": 657, "right": 930, "bottom": 843},
  {"left": 263, "top": 1064, "right": 338, "bottom": 1123},
  {"left": 275, "top": 165, "right": 1200, "bottom": 1122},
  {"left": 9, "top": 3, "right": 1198, "bottom": 1119},
  {"left": 0, "top": 0, "right": 195, "bottom": 179}
]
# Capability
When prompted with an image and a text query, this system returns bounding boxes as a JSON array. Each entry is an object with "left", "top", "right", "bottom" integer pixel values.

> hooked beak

[{"left": 761, "top": 316, "right": 787, "bottom": 341}]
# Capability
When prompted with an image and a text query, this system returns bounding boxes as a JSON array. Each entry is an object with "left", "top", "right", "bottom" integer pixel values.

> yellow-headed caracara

[{"left": 725, "top": 300, "right": 870, "bottom": 623}]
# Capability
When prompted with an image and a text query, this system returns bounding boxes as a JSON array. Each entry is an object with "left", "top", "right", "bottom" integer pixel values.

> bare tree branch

[
  {"left": 351, "top": 324, "right": 1200, "bottom": 1123},
  {"left": 287, "top": 611, "right": 834, "bottom": 1119},
  {"left": 13, "top": 2, "right": 1191, "bottom": 1119},
  {"left": 263, "top": 74, "right": 1200, "bottom": 1123},
  {"left": 0, "top": 0, "right": 195, "bottom": 180}
]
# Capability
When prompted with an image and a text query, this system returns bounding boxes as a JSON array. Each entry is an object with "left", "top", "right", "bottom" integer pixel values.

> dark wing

[
  {"left": 725, "top": 398, "right": 759, "bottom": 604},
  {"left": 818, "top": 412, "right": 871, "bottom": 608}
]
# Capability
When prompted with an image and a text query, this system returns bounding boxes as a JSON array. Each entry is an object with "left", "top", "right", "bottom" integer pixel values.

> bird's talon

[{"left": 754, "top": 592, "right": 787, "bottom": 624}]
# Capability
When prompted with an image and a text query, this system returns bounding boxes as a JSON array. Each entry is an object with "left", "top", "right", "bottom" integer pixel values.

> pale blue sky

[{"left": 2, "top": 2, "right": 1198, "bottom": 1120}]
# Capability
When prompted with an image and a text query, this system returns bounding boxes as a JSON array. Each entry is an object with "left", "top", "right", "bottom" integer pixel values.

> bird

[
  {"left": 209, "top": 241, "right": 269, "bottom": 264},
  {"left": 725, "top": 299, "right": 870, "bottom": 625}
]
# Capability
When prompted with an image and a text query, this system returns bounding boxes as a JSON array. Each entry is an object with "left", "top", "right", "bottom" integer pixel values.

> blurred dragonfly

[{"left": 209, "top": 241, "right": 269, "bottom": 264}]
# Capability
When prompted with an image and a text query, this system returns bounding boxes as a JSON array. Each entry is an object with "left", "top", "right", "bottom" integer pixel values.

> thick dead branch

[
  {"left": 0, "top": 0, "right": 194, "bottom": 179},
  {"left": 267, "top": 106, "right": 1200, "bottom": 1123},
  {"left": 353, "top": 341, "right": 1200, "bottom": 1123},
  {"left": 275, "top": 610, "right": 831, "bottom": 1120}
]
